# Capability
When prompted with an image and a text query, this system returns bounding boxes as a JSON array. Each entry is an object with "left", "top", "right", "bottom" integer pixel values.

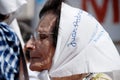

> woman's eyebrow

[{"left": 38, "top": 31, "right": 54, "bottom": 34}]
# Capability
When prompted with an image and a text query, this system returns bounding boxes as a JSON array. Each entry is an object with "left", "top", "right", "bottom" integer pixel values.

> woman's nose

[{"left": 24, "top": 39, "right": 35, "bottom": 51}]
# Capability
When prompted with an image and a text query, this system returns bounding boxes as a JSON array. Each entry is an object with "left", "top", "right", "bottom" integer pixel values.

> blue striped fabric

[{"left": 0, "top": 22, "right": 20, "bottom": 80}]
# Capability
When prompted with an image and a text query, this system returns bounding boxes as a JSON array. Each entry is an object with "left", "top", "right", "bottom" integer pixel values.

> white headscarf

[
  {"left": 39, "top": 2, "right": 120, "bottom": 80},
  {"left": 0, "top": 0, "right": 27, "bottom": 15},
  {"left": 0, "top": 0, "right": 27, "bottom": 48}
]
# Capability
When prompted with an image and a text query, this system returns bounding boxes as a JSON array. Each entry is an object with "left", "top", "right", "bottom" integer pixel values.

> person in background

[
  {"left": 0, "top": 0, "right": 27, "bottom": 49},
  {"left": 0, "top": 0, "right": 27, "bottom": 80},
  {"left": 25, "top": 0, "right": 120, "bottom": 80},
  {"left": 10, "top": 19, "right": 25, "bottom": 49}
]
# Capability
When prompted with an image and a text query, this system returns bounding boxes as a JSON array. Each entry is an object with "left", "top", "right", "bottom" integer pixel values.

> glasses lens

[
  {"left": 31, "top": 31, "right": 54, "bottom": 41},
  {"left": 34, "top": 32, "right": 40, "bottom": 40}
]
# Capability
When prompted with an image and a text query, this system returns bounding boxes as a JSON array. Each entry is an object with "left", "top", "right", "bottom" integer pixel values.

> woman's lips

[{"left": 30, "top": 57, "right": 42, "bottom": 62}]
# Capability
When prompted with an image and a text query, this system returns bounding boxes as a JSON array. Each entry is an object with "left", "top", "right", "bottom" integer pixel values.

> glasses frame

[{"left": 31, "top": 31, "right": 54, "bottom": 41}]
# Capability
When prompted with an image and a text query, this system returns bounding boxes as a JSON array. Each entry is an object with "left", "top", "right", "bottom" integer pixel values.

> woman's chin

[
  {"left": 29, "top": 57, "right": 52, "bottom": 71},
  {"left": 29, "top": 62, "right": 44, "bottom": 71}
]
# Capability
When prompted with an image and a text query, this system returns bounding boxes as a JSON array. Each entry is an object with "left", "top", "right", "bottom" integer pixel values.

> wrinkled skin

[{"left": 25, "top": 11, "right": 57, "bottom": 71}]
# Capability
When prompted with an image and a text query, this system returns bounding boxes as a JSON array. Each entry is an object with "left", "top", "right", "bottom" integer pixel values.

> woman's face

[{"left": 25, "top": 12, "right": 57, "bottom": 71}]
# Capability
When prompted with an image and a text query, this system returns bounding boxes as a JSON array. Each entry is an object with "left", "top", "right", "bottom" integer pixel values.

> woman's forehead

[{"left": 37, "top": 12, "right": 57, "bottom": 32}]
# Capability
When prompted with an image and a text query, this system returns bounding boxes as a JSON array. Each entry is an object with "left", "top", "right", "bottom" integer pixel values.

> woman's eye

[{"left": 39, "top": 34, "right": 48, "bottom": 40}]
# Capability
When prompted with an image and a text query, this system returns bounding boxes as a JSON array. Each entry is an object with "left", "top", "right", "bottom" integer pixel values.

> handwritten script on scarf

[{"left": 67, "top": 10, "right": 82, "bottom": 47}]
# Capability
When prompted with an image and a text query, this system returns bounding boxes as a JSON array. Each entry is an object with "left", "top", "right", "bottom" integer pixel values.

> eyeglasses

[{"left": 31, "top": 31, "right": 54, "bottom": 41}]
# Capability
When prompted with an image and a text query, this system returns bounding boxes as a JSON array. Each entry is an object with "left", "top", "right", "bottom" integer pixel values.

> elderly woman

[{"left": 25, "top": 0, "right": 120, "bottom": 80}]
